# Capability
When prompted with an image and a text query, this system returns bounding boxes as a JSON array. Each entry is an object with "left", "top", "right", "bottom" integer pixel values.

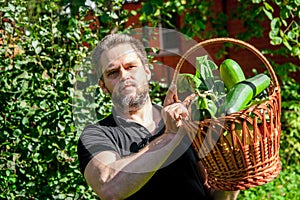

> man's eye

[
  {"left": 128, "top": 65, "right": 136, "bottom": 69},
  {"left": 107, "top": 71, "right": 117, "bottom": 77}
]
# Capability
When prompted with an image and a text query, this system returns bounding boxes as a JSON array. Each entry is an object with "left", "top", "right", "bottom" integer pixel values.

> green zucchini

[
  {"left": 220, "top": 59, "right": 246, "bottom": 90},
  {"left": 220, "top": 73, "right": 270, "bottom": 115}
]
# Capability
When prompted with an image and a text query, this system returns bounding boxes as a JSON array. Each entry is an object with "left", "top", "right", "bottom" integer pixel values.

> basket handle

[{"left": 171, "top": 37, "right": 280, "bottom": 89}]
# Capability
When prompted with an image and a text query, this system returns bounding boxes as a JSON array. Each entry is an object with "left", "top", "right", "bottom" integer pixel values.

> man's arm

[
  {"left": 84, "top": 85, "right": 188, "bottom": 200},
  {"left": 84, "top": 131, "right": 184, "bottom": 200}
]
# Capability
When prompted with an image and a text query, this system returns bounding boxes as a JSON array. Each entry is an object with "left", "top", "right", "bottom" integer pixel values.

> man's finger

[
  {"left": 163, "top": 84, "right": 179, "bottom": 106},
  {"left": 182, "top": 93, "right": 196, "bottom": 107}
]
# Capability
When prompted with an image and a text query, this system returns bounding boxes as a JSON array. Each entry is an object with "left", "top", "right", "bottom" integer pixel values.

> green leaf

[
  {"left": 287, "top": 30, "right": 297, "bottom": 40},
  {"left": 291, "top": 46, "right": 300, "bottom": 57},
  {"left": 270, "top": 36, "right": 282, "bottom": 45},
  {"left": 195, "top": 68, "right": 201, "bottom": 79},
  {"left": 35, "top": 46, "right": 42, "bottom": 54},
  {"left": 39, "top": 100, "right": 48, "bottom": 110},
  {"left": 195, "top": 56, "right": 215, "bottom": 90},
  {"left": 191, "top": 96, "right": 217, "bottom": 120},
  {"left": 213, "top": 80, "right": 226, "bottom": 95},
  {"left": 20, "top": 100, "right": 27, "bottom": 108},
  {"left": 274, "top": 0, "right": 282, "bottom": 5},
  {"left": 58, "top": 122, "right": 65, "bottom": 132},
  {"left": 8, "top": 3, "right": 16, "bottom": 12},
  {"left": 177, "top": 73, "right": 202, "bottom": 93},
  {"left": 270, "top": 18, "right": 281, "bottom": 29},
  {"left": 269, "top": 28, "right": 279, "bottom": 39},
  {"left": 263, "top": 7, "right": 273, "bottom": 20},
  {"left": 200, "top": 98, "right": 208, "bottom": 110},
  {"left": 74, "top": 32, "right": 80, "bottom": 40},
  {"left": 252, "top": 0, "right": 262, "bottom": 3},
  {"left": 264, "top": 2, "right": 274, "bottom": 12},
  {"left": 281, "top": 18, "right": 287, "bottom": 27},
  {"left": 32, "top": 40, "right": 39, "bottom": 49},
  {"left": 283, "top": 38, "right": 293, "bottom": 50},
  {"left": 206, "top": 99, "right": 217, "bottom": 118},
  {"left": 131, "top": 10, "right": 137, "bottom": 15},
  {"left": 196, "top": 96, "right": 208, "bottom": 110},
  {"left": 17, "top": 71, "right": 31, "bottom": 79},
  {"left": 207, "top": 60, "right": 218, "bottom": 70},
  {"left": 22, "top": 116, "right": 29, "bottom": 125},
  {"left": 20, "top": 80, "right": 29, "bottom": 95}
]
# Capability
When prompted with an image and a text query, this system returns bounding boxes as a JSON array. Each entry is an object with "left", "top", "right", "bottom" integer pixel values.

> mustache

[{"left": 118, "top": 80, "right": 137, "bottom": 89}]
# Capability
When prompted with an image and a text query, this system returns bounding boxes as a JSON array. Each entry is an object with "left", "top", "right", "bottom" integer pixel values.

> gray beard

[{"left": 111, "top": 84, "right": 149, "bottom": 112}]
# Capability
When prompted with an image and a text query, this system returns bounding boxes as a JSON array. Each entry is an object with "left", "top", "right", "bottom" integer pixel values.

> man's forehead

[{"left": 100, "top": 44, "right": 140, "bottom": 70}]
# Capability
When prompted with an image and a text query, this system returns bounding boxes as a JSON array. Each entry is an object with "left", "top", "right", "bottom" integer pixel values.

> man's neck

[
  {"left": 114, "top": 98, "right": 161, "bottom": 133},
  {"left": 114, "top": 97, "right": 152, "bottom": 120}
]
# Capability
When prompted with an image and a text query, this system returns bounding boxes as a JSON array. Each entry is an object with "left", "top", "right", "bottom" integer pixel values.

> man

[{"left": 77, "top": 33, "right": 239, "bottom": 200}]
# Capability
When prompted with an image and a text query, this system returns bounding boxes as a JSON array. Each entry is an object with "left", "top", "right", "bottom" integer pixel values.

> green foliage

[
  {"left": 252, "top": 0, "right": 300, "bottom": 58},
  {"left": 0, "top": 0, "right": 98, "bottom": 199},
  {"left": 149, "top": 81, "right": 168, "bottom": 106},
  {"left": 0, "top": 0, "right": 299, "bottom": 199},
  {"left": 233, "top": 0, "right": 266, "bottom": 40},
  {"left": 278, "top": 76, "right": 300, "bottom": 166},
  {"left": 234, "top": 0, "right": 299, "bottom": 58},
  {"left": 238, "top": 163, "right": 300, "bottom": 200},
  {"left": 139, "top": 0, "right": 218, "bottom": 38}
]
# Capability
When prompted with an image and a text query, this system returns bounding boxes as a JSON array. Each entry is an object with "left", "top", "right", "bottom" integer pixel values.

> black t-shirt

[{"left": 77, "top": 108, "right": 210, "bottom": 200}]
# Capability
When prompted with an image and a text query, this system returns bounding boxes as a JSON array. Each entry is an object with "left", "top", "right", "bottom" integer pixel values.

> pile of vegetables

[{"left": 177, "top": 56, "right": 271, "bottom": 121}]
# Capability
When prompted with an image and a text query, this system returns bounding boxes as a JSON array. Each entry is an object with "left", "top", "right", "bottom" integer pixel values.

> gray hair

[{"left": 92, "top": 34, "right": 149, "bottom": 79}]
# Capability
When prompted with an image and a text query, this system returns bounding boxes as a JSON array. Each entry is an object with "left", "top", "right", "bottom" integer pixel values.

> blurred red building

[{"left": 87, "top": 0, "right": 299, "bottom": 84}]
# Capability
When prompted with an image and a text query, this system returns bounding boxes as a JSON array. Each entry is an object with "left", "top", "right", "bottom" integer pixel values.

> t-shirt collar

[{"left": 111, "top": 104, "right": 164, "bottom": 135}]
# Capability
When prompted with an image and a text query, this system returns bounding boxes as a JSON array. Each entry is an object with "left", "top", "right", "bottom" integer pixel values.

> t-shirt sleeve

[{"left": 77, "top": 124, "right": 120, "bottom": 174}]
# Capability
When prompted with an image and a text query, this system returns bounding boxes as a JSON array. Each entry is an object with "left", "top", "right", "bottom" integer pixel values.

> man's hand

[
  {"left": 162, "top": 84, "right": 189, "bottom": 133},
  {"left": 214, "top": 190, "right": 240, "bottom": 200}
]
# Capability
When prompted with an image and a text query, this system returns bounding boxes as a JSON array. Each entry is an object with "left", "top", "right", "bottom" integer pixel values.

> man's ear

[{"left": 98, "top": 79, "right": 109, "bottom": 94}]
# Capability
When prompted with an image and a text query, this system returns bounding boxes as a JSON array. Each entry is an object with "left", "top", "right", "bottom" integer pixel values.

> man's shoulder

[
  {"left": 80, "top": 114, "right": 116, "bottom": 137},
  {"left": 98, "top": 114, "right": 117, "bottom": 127}
]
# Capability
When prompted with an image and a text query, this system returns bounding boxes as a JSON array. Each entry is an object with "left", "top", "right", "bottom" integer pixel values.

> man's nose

[{"left": 119, "top": 66, "right": 130, "bottom": 80}]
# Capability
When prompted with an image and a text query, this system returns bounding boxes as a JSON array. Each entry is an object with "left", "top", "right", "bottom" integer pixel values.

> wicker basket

[{"left": 172, "top": 38, "right": 281, "bottom": 191}]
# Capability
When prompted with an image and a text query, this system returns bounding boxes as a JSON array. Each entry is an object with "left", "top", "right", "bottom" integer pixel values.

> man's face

[{"left": 99, "top": 44, "right": 151, "bottom": 111}]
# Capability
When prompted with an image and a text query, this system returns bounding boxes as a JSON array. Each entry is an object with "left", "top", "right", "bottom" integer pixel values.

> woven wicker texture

[{"left": 172, "top": 38, "right": 281, "bottom": 191}]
